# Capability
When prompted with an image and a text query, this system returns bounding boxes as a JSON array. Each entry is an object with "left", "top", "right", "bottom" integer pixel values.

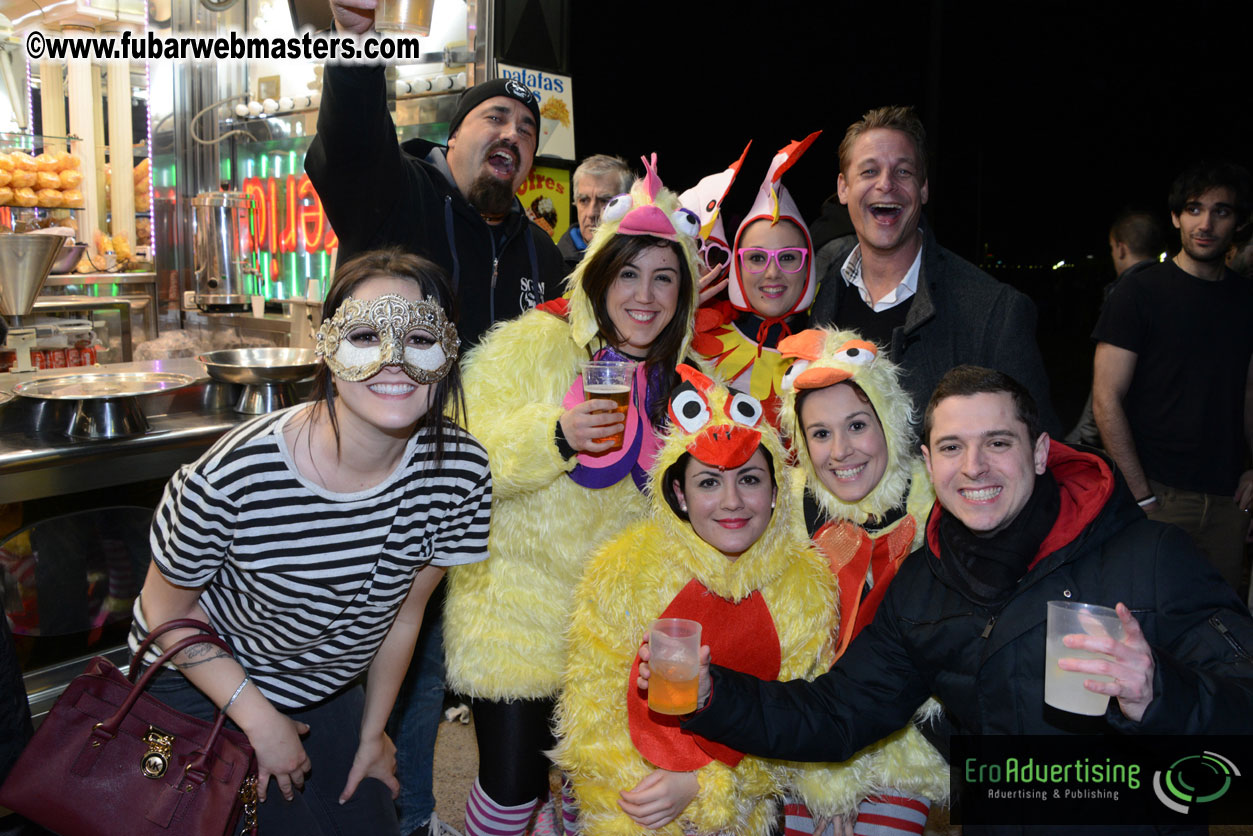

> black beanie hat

[{"left": 447, "top": 78, "right": 541, "bottom": 151}]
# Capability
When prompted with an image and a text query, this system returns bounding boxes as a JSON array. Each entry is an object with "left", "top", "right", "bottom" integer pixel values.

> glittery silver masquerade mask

[{"left": 316, "top": 294, "right": 460, "bottom": 384}]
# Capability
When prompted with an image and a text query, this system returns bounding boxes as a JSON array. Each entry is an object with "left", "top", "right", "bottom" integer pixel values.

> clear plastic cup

[
  {"left": 375, "top": 0, "right": 435, "bottom": 35},
  {"left": 1044, "top": 600, "right": 1124, "bottom": 715},
  {"left": 581, "top": 360, "right": 634, "bottom": 452},
  {"left": 648, "top": 618, "right": 701, "bottom": 715}
]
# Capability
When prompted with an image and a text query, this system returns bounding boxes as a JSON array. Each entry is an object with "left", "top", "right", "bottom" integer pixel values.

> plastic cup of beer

[
  {"left": 581, "top": 360, "right": 634, "bottom": 452},
  {"left": 1044, "top": 600, "right": 1124, "bottom": 715},
  {"left": 375, "top": 0, "right": 435, "bottom": 35},
  {"left": 647, "top": 618, "right": 701, "bottom": 716}
]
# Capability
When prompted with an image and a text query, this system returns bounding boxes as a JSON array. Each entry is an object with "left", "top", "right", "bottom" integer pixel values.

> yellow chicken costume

[
  {"left": 445, "top": 153, "right": 704, "bottom": 702},
  {"left": 554, "top": 366, "right": 868, "bottom": 836},
  {"left": 778, "top": 327, "right": 948, "bottom": 807}
]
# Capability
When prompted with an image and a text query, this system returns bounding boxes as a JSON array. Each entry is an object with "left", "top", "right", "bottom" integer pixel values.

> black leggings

[{"left": 470, "top": 696, "right": 556, "bottom": 806}]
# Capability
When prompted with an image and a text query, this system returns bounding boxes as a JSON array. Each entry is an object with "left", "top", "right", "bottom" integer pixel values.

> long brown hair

[
  {"left": 579, "top": 234, "right": 693, "bottom": 425},
  {"left": 309, "top": 248, "right": 467, "bottom": 465}
]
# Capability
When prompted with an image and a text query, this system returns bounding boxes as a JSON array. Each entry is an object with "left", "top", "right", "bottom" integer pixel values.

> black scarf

[{"left": 937, "top": 470, "right": 1060, "bottom": 608}]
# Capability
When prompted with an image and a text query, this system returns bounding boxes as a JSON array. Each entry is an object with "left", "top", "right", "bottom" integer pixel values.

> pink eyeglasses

[{"left": 738, "top": 247, "right": 808, "bottom": 274}]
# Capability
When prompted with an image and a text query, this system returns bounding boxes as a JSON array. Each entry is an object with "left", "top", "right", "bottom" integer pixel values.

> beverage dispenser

[{"left": 191, "top": 191, "right": 259, "bottom": 311}]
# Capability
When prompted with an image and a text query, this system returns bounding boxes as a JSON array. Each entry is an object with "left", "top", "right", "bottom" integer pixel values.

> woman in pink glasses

[{"left": 690, "top": 133, "right": 821, "bottom": 428}]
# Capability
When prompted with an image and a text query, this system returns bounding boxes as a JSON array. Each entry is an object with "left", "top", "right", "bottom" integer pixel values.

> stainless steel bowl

[
  {"left": 198, "top": 347, "right": 319, "bottom": 385},
  {"left": 198, "top": 347, "right": 319, "bottom": 414},
  {"left": 50, "top": 242, "right": 87, "bottom": 275},
  {"left": 12, "top": 372, "right": 196, "bottom": 439}
]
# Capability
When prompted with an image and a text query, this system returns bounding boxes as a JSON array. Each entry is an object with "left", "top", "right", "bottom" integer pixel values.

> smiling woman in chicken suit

[
  {"left": 776, "top": 327, "right": 948, "bottom": 836},
  {"left": 554, "top": 365, "right": 867, "bottom": 836},
  {"left": 689, "top": 132, "right": 821, "bottom": 428},
  {"left": 443, "top": 155, "right": 705, "bottom": 836}
]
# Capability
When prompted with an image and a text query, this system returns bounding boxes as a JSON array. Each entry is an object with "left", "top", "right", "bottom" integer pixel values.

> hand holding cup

[
  {"left": 560, "top": 399, "right": 627, "bottom": 453},
  {"left": 637, "top": 632, "right": 712, "bottom": 713},
  {"left": 1056, "top": 602, "right": 1154, "bottom": 721}
]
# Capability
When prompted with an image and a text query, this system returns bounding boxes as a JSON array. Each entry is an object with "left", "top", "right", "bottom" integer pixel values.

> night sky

[
  {"left": 570, "top": 0, "right": 1252, "bottom": 265},
  {"left": 568, "top": 1, "right": 1252, "bottom": 420}
]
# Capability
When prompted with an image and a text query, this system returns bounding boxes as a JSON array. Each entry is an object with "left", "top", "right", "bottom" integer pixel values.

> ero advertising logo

[
  {"left": 952, "top": 736, "right": 1252, "bottom": 827},
  {"left": 1153, "top": 751, "right": 1241, "bottom": 814}
]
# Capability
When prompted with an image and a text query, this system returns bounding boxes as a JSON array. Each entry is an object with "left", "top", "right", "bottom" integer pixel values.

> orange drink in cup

[{"left": 648, "top": 618, "right": 701, "bottom": 715}]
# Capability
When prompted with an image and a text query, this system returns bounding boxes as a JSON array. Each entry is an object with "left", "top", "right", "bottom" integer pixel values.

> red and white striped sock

[
  {"left": 782, "top": 799, "right": 816, "bottom": 836},
  {"left": 853, "top": 793, "right": 930, "bottom": 836},
  {"left": 464, "top": 778, "right": 539, "bottom": 836}
]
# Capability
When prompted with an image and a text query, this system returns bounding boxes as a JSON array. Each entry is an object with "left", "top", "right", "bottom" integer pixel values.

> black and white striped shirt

[{"left": 132, "top": 405, "right": 491, "bottom": 708}]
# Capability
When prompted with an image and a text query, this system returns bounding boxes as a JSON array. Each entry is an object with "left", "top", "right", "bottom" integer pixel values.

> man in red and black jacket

[{"left": 647, "top": 366, "right": 1253, "bottom": 832}]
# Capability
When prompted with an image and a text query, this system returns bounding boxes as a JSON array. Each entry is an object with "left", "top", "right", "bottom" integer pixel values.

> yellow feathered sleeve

[
  {"left": 446, "top": 309, "right": 650, "bottom": 700},
  {"left": 554, "top": 520, "right": 685, "bottom": 836},
  {"left": 460, "top": 309, "right": 580, "bottom": 501},
  {"left": 766, "top": 544, "right": 872, "bottom": 818}
]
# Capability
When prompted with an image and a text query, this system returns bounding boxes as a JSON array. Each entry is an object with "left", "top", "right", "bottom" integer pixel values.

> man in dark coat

[
  {"left": 642, "top": 366, "right": 1253, "bottom": 833},
  {"left": 307, "top": 5, "right": 565, "bottom": 349},
  {"left": 810, "top": 106, "right": 1059, "bottom": 434},
  {"left": 305, "top": 8, "right": 566, "bottom": 836}
]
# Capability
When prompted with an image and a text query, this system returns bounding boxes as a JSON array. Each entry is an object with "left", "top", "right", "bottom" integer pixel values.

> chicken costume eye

[
  {"left": 780, "top": 359, "right": 810, "bottom": 392},
  {"left": 726, "top": 392, "right": 764, "bottom": 428},
  {"left": 669, "top": 383, "right": 712, "bottom": 434},
  {"left": 602, "top": 193, "right": 633, "bottom": 222},
  {"left": 671, "top": 208, "right": 700, "bottom": 239},
  {"left": 833, "top": 340, "right": 877, "bottom": 366}
]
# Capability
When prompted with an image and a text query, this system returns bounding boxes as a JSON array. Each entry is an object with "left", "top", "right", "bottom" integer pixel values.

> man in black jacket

[
  {"left": 643, "top": 366, "right": 1253, "bottom": 829},
  {"left": 811, "top": 106, "right": 1059, "bottom": 434},
  {"left": 307, "top": 4, "right": 565, "bottom": 349},
  {"left": 306, "top": 8, "right": 566, "bottom": 836}
]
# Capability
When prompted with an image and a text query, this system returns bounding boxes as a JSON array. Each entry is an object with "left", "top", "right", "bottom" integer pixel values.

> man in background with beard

[
  {"left": 307, "top": 1, "right": 565, "bottom": 349},
  {"left": 306, "top": 8, "right": 565, "bottom": 836},
  {"left": 1092, "top": 160, "right": 1253, "bottom": 591}
]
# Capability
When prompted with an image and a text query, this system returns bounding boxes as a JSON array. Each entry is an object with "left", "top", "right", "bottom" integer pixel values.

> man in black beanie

[
  {"left": 306, "top": 8, "right": 566, "bottom": 836},
  {"left": 307, "top": 3, "right": 564, "bottom": 350}
]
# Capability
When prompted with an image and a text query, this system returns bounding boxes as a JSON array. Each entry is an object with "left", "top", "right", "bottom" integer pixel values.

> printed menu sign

[{"left": 497, "top": 63, "right": 575, "bottom": 161}]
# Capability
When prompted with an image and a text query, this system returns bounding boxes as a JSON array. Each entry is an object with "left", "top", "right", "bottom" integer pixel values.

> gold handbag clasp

[{"left": 140, "top": 727, "right": 175, "bottom": 779}]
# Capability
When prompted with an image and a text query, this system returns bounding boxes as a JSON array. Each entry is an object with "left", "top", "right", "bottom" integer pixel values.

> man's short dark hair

[
  {"left": 923, "top": 365, "right": 1043, "bottom": 446},
  {"left": 1109, "top": 209, "right": 1166, "bottom": 259},
  {"left": 1167, "top": 160, "right": 1252, "bottom": 224},
  {"left": 838, "top": 105, "right": 928, "bottom": 183}
]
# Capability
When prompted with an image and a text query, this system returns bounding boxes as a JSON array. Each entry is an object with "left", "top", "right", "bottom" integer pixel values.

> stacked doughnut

[{"left": 0, "top": 150, "right": 84, "bottom": 208}]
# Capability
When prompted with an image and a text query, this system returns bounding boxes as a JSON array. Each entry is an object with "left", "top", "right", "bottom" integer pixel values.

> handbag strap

[
  {"left": 97, "top": 626, "right": 240, "bottom": 783},
  {"left": 129, "top": 617, "right": 222, "bottom": 680}
]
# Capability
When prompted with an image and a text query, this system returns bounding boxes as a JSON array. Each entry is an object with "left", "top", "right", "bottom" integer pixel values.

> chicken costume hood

[
  {"left": 689, "top": 134, "right": 821, "bottom": 427},
  {"left": 779, "top": 327, "right": 925, "bottom": 526},
  {"left": 678, "top": 142, "right": 750, "bottom": 275},
  {"left": 779, "top": 327, "right": 947, "bottom": 803},
  {"left": 727, "top": 132, "right": 821, "bottom": 318},
  {"left": 555, "top": 366, "right": 869, "bottom": 836},
  {"left": 445, "top": 156, "right": 704, "bottom": 702},
  {"left": 562, "top": 152, "right": 704, "bottom": 358}
]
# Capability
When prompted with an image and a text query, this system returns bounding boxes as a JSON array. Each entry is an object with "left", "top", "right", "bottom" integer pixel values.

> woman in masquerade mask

[
  {"left": 128, "top": 250, "right": 491, "bottom": 836},
  {"left": 554, "top": 366, "right": 865, "bottom": 836},
  {"left": 442, "top": 156, "right": 704, "bottom": 836}
]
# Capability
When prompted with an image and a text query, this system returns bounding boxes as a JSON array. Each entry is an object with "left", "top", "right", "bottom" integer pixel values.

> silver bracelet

[
  {"left": 224, "top": 674, "right": 251, "bottom": 712},
  {"left": 1136, "top": 495, "right": 1157, "bottom": 508}
]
